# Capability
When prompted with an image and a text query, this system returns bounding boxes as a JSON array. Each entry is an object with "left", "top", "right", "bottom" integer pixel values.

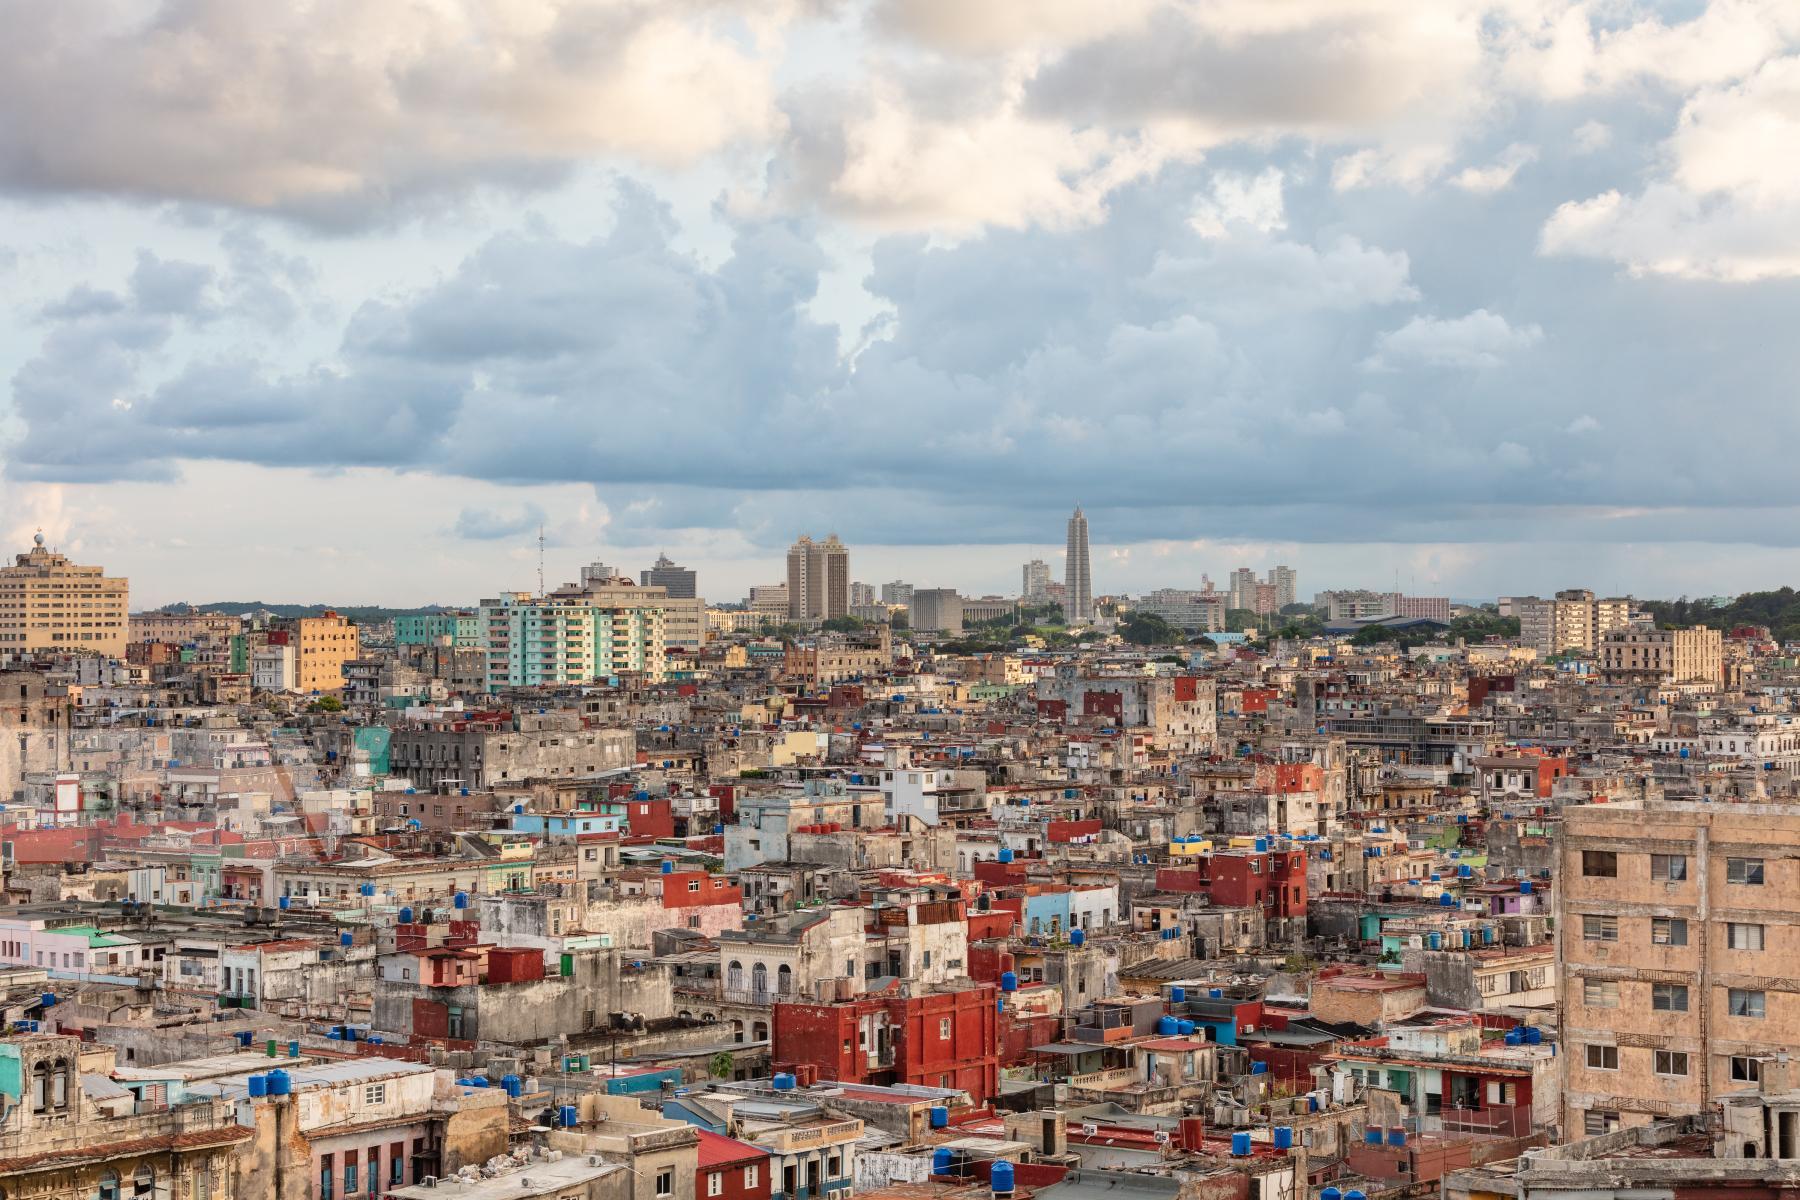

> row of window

[
  {"left": 1581, "top": 979, "right": 1768, "bottom": 1016},
  {"left": 1580, "top": 914, "right": 1765, "bottom": 949},
  {"left": 1583, "top": 851, "right": 1764, "bottom": 883},
  {"left": 1584, "top": 1044, "right": 1690, "bottom": 1075}
]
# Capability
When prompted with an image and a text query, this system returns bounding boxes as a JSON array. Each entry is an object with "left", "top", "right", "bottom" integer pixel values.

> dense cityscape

[{"left": 2, "top": 513, "right": 1797, "bottom": 1200}]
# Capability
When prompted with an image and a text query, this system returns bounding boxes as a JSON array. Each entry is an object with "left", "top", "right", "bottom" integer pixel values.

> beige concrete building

[
  {"left": 1558, "top": 800, "right": 1800, "bottom": 1137},
  {"left": 0, "top": 534, "right": 129, "bottom": 658},
  {"left": 786, "top": 534, "right": 849, "bottom": 621},
  {"left": 1515, "top": 589, "right": 1637, "bottom": 656},
  {"left": 292, "top": 610, "right": 361, "bottom": 693},
  {"left": 127, "top": 606, "right": 242, "bottom": 648},
  {"left": 1599, "top": 626, "right": 1723, "bottom": 686}
]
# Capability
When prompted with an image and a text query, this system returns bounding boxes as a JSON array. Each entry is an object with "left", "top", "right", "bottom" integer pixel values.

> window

[
  {"left": 708, "top": 1173, "right": 724, "bottom": 1197},
  {"left": 689, "top": 880, "right": 701, "bottom": 892},
  {"left": 656, "top": 1170, "right": 674, "bottom": 1198},
  {"left": 1585, "top": 1110, "right": 1621, "bottom": 1136},
  {"left": 1652, "top": 917, "right": 1688, "bottom": 946},
  {"left": 1654, "top": 1051, "right": 1690, "bottom": 1076},
  {"left": 364, "top": 1084, "right": 387, "bottom": 1105},
  {"left": 1583, "top": 979, "right": 1619, "bottom": 1008},
  {"left": 1729, "top": 989, "right": 1766, "bottom": 1018},
  {"left": 1729, "top": 923, "right": 1765, "bottom": 951},
  {"left": 922, "top": 950, "right": 932, "bottom": 969},
  {"left": 1584, "top": 1044, "right": 1618, "bottom": 1070},
  {"left": 1732, "top": 1056, "right": 1763, "bottom": 1083},
  {"left": 1652, "top": 983, "right": 1689, "bottom": 1012},
  {"left": 1650, "top": 853, "right": 1688, "bottom": 881},
  {"left": 1582, "top": 851, "right": 1618, "bottom": 878},
  {"left": 1582, "top": 915, "right": 1618, "bottom": 941},
  {"left": 745, "top": 1165, "right": 759, "bottom": 1189},
  {"left": 345, "top": 1151, "right": 359, "bottom": 1194},
  {"left": 939, "top": 1017, "right": 952, "bottom": 1039},
  {"left": 1728, "top": 857, "right": 1765, "bottom": 885}
]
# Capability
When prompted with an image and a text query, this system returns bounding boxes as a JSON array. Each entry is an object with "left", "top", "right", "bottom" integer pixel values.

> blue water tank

[
  {"left": 1505, "top": 1027, "right": 1523, "bottom": 1046},
  {"left": 1170, "top": 986, "right": 1185, "bottom": 1003},
  {"left": 1364, "top": 1128, "right": 1383, "bottom": 1145},
  {"left": 1231, "top": 1132, "right": 1251, "bottom": 1156},
  {"left": 39, "top": 992, "right": 55, "bottom": 1008},
  {"left": 502, "top": 1074, "right": 522, "bottom": 1096},
  {"left": 1254, "top": 838, "right": 1268, "bottom": 852},
  {"left": 773, "top": 1073, "right": 796, "bottom": 1091},
  {"left": 288, "top": 1040, "right": 300, "bottom": 1058},
  {"left": 1000, "top": 971, "right": 1019, "bottom": 993},
  {"left": 1438, "top": 892, "right": 1456, "bottom": 907},
  {"left": 560, "top": 1104, "right": 579, "bottom": 1127},
  {"left": 930, "top": 1105, "right": 949, "bottom": 1129},
  {"left": 236, "top": 1030, "right": 254, "bottom": 1047},
  {"left": 1070, "top": 928, "right": 1085, "bottom": 946},
  {"left": 340, "top": 931, "right": 353, "bottom": 947},
  {"left": 1251, "top": 1061, "right": 1267, "bottom": 1075},
  {"left": 1274, "top": 1127, "right": 1293, "bottom": 1150},
  {"left": 1322, "top": 1189, "right": 1342, "bottom": 1200},
  {"left": 267, "top": 1069, "right": 291, "bottom": 1097},
  {"left": 1482, "top": 926, "right": 1494, "bottom": 944},
  {"left": 361, "top": 883, "right": 375, "bottom": 897},
  {"left": 991, "top": 1162, "right": 1016, "bottom": 1194},
  {"left": 1458, "top": 864, "right": 1472, "bottom": 878},
  {"left": 1430, "top": 874, "right": 1440, "bottom": 882},
  {"left": 661, "top": 861, "right": 674, "bottom": 874},
  {"left": 1157, "top": 1016, "right": 1179, "bottom": 1035},
  {"left": 1428, "top": 932, "right": 1441, "bottom": 950},
  {"left": 248, "top": 1074, "right": 268, "bottom": 1098},
  {"left": 996, "top": 998, "right": 1005, "bottom": 1014},
  {"left": 1346, "top": 1191, "right": 1367, "bottom": 1200},
  {"left": 399, "top": 906, "right": 415, "bottom": 924},
  {"left": 279, "top": 896, "right": 291, "bottom": 911},
  {"left": 998, "top": 848, "right": 1014, "bottom": 863},
  {"left": 469, "top": 1076, "right": 488, "bottom": 1088},
  {"left": 1209, "top": 988, "right": 1223, "bottom": 999},
  {"left": 1178, "top": 1020, "right": 1196, "bottom": 1037},
  {"left": 1524, "top": 1026, "right": 1543, "bottom": 1045},
  {"left": 715, "top": 824, "right": 725, "bottom": 835},
  {"left": 1520, "top": 880, "right": 1533, "bottom": 894},
  {"left": 454, "top": 891, "right": 469, "bottom": 909},
  {"left": 933, "top": 1149, "right": 954, "bottom": 1175},
  {"left": 1388, "top": 1127, "right": 1407, "bottom": 1147}
]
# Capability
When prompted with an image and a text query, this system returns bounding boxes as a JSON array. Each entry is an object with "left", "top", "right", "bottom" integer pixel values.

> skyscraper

[
  {"left": 1022, "top": 559, "right": 1052, "bottom": 603},
  {"left": 0, "top": 533, "right": 129, "bottom": 658},
  {"left": 640, "top": 553, "right": 697, "bottom": 599},
  {"left": 849, "top": 581, "right": 875, "bottom": 608},
  {"left": 1063, "top": 507, "right": 1092, "bottom": 623},
  {"left": 1228, "top": 567, "right": 1257, "bottom": 612},
  {"left": 1269, "top": 565, "right": 1297, "bottom": 610},
  {"left": 787, "top": 534, "right": 850, "bottom": 621}
]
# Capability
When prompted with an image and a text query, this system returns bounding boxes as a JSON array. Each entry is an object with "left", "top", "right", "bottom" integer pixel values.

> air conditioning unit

[
  {"left": 1154, "top": 1131, "right": 1170, "bottom": 1144},
  {"left": 1081, "top": 1123, "right": 1098, "bottom": 1136}
]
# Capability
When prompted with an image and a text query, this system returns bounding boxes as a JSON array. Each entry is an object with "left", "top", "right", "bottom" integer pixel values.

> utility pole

[{"left": 538, "top": 525, "right": 546, "bottom": 597}]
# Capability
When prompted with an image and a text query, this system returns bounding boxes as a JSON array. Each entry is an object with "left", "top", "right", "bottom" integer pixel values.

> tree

[
  {"left": 1224, "top": 608, "right": 1260, "bottom": 632},
  {"left": 1278, "top": 602, "right": 1316, "bottom": 617},
  {"left": 308, "top": 695, "right": 345, "bottom": 713},
  {"left": 821, "top": 615, "right": 865, "bottom": 633},
  {"left": 708, "top": 1051, "right": 735, "bottom": 1080},
  {"left": 1119, "top": 612, "right": 1181, "bottom": 645}
]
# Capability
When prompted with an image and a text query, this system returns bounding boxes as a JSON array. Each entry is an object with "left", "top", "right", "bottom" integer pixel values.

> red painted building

[
  {"left": 773, "top": 983, "right": 1000, "bottom": 1104},
  {"left": 1156, "top": 849, "right": 1308, "bottom": 920},
  {"left": 696, "top": 1129, "right": 771, "bottom": 1200}
]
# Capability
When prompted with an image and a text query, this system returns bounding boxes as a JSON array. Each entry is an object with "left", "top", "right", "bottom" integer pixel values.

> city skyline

[{"left": 5, "top": 5, "right": 1800, "bottom": 606}]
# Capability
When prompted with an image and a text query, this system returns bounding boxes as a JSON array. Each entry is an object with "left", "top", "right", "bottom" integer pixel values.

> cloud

[
  {"left": 1364, "top": 309, "right": 1544, "bottom": 370},
  {"left": 1540, "top": 54, "right": 1800, "bottom": 280},
  {"left": 453, "top": 503, "right": 548, "bottom": 541},
  {"left": 0, "top": 0, "right": 797, "bottom": 227},
  {"left": 1189, "top": 168, "right": 1286, "bottom": 238},
  {"left": 1450, "top": 143, "right": 1539, "bottom": 193}
]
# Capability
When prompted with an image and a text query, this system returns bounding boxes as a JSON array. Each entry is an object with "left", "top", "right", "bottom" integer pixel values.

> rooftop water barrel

[
  {"left": 1251, "top": 1061, "right": 1267, "bottom": 1074},
  {"left": 1170, "top": 986, "right": 1185, "bottom": 1002},
  {"left": 1322, "top": 1189, "right": 1342, "bottom": 1200},
  {"left": 1001, "top": 971, "right": 1019, "bottom": 992},
  {"left": 930, "top": 1105, "right": 949, "bottom": 1128},
  {"left": 1231, "top": 1132, "right": 1251, "bottom": 1156},
  {"left": 1070, "top": 928, "right": 1085, "bottom": 946},
  {"left": 288, "top": 1040, "right": 300, "bottom": 1058},
  {"left": 1365, "top": 1128, "right": 1383, "bottom": 1145},
  {"left": 1157, "top": 1016, "right": 1179, "bottom": 1035},
  {"left": 1274, "top": 1127, "right": 1293, "bottom": 1150},
  {"left": 1428, "top": 932, "right": 1441, "bottom": 950},
  {"left": 933, "top": 1149, "right": 954, "bottom": 1175},
  {"left": 248, "top": 1074, "right": 268, "bottom": 1098},
  {"left": 999, "top": 848, "right": 1014, "bottom": 863},
  {"left": 1209, "top": 988, "right": 1223, "bottom": 999},
  {"left": 454, "top": 891, "right": 469, "bottom": 909},
  {"left": 1520, "top": 880, "right": 1533, "bottom": 894},
  {"left": 991, "top": 1162, "right": 1015, "bottom": 1195},
  {"left": 1346, "top": 1191, "right": 1367, "bottom": 1200},
  {"left": 279, "top": 896, "right": 291, "bottom": 910},
  {"left": 1504, "top": 1027, "right": 1523, "bottom": 1046},
  {"left": 399, "top": 906, "right": 414, "bottom": 924},
  {"left": 340, "top": 931, "right": 353, "bottom": 947},
  {"left": 1438, "top": 892, "right": 1456, "bottom": 907},
  {"left": 560, "top": 1104, "right": 579, "bottom": 1127},
  {"left": 502, "top": 1074, "right": 522, "bottom": 1096},
  {"left": 267, "top": 1069, "right": 291, "bottom": 1097},
  {"left": 661, "top": 861, "right": 674, "bottom": 874},
  {"left": 1388, "top": 1127, "right": 1407, "bottom": 1146},
  {"left": 1178, "top": 1020, "right": 1196, "bottom": 1036},
  {"left": 773, "top": 1073, "right": 797, "bottom": 1091},
  {"left": 1524, "top": 1026, "right": 1543, "bottom": 1045}
]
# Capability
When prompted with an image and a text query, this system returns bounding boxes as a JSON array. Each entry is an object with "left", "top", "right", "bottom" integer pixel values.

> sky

[{"left": 4, "top": 0, "right": 1800, "bottom": 609}]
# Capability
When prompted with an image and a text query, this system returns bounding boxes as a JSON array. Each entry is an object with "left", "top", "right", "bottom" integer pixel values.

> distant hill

[
  {"left": 1642, "top": 589, "right": 1800, "bottom": 642},
  {"left": 152, "top": 601, "right": 456, "bottom": 623}
]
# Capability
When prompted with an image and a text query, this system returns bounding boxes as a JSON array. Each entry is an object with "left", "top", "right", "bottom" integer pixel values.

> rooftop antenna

[{"left": 538, "top": 524, "right": 546, "bottom": 597}]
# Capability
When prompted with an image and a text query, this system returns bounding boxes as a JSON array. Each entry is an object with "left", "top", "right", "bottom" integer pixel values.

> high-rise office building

[
  {"left": 911, "top": 589, "right": 964, "bottom": 634},
  {"left": 1022, "top": 560, "right": 1052, "bottom": 603},
  {"left": 1228, "top": 567, "right": 1257, "bottom": 612},
  {"left": 1515, "top": 589, "right": 1638, "bottom": 655},
  {"left": 880, "top": 581, "right": 913, "bottom": 608},
  {"left": 849, "top": 581, "right": 876, "bottom": 608},
  {"left": 787, "top": 534, "right": 850, "bottom": 621},
  {"left": 1064, "top": 508, "right": 1092, "bottom": 623},
  {"left": 0, "top": 533, "right": 129, "bottom": 659},
  {"left": 639, "top": 554, "right": 697, "bottom": 599},
  {"left": 1269, "top": 565, "right": 1297, "bottom": 610}
]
